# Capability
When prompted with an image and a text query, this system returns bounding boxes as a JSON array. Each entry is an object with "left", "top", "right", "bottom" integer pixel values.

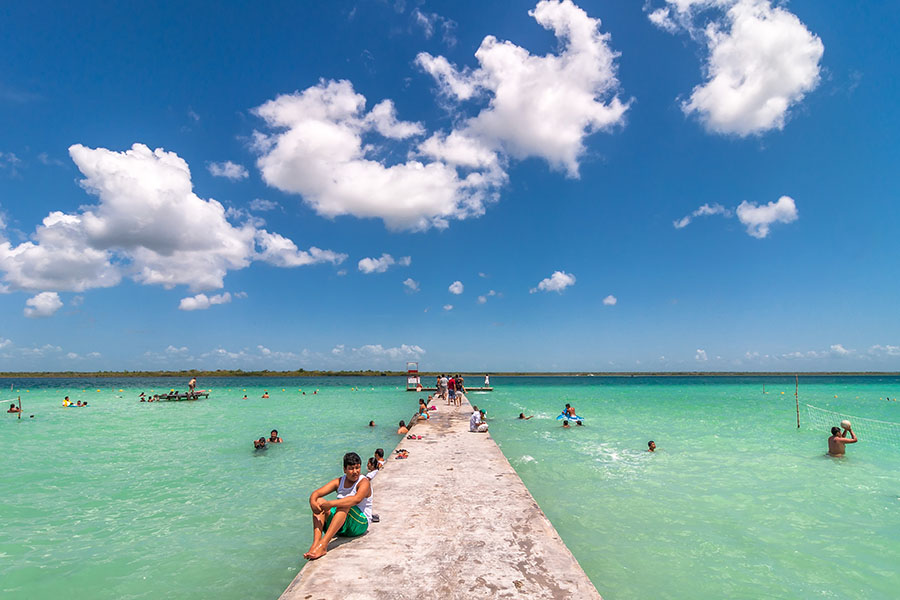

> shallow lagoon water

[
  {"left": 484, "top": 376, "right": 900, "bottom": 599},
  {"left": 2, "top": 375, "right": 899, "bottom": 599}
]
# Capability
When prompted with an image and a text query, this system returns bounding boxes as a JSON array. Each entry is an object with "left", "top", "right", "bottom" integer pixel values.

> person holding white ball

[{"left": 828, "top": 421, "right": 858, "bottom": 456}]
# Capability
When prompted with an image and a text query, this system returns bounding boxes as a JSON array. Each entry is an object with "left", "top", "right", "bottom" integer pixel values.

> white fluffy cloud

[
  {"left": 403, "top": 278, "right": 420, "bottom": 293},
  {"left": 178, "top": 292, "right": 232, "bottom": 311},
  {"left": 252, "top": 2, "right": 628, "bottom": 231},
  {"left": 736, "top": 195, "right": 797, "bottom": 238},
  {"left": 443, "top": 304, "right": 454, "bottom": 311},
  {"left": 602, "top": 294, "right": 617, "bottom": 306},
  {"left": 649, "top": 0, "right": 823, "bottom": 136},
  {"left": 358, "top": 253, "right": 411, "bottom": 274},
  {"left": 673, "top": 202, "right": 731, "bottom": 229},
  {"left": 695, "top": 348, "right": 708, "bottom": 361},
  {"left": 417, "top": 0, "right": 629, "bottom": 177},
  {"left": 530, "top": 270, "right": 576, "bottom": 293},
  {"left": 24, "top": 291, "right": 63, "bottom": 318},
  {"left": 0, "top": 144, "right": 344, "bottom": 298},
  {"left": 449, "top": 280, "right": 464, "bottom": 295},
  {"left": 674, "top": 197, "right": 796, "bottom": 237},
  {"left": 208, "top": 160, "right": 249, "bottom": 180},
  {"left": 253, "top": 80, "right": 498, "bottom": 231}
]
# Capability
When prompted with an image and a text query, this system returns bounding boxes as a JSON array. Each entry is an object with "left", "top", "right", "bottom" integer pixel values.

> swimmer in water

[
  {"left": 648, "top": 441, "right": 656, "bottom": 452},
  {"left": 518, "top": 413, "right": 533, "bottom": 420},
  {"left": 368, "top": 420, "right": 375, "bottom": 427},
  {"left": 261, "top": 391, "right": 270, "bottom": 399},
  {"left": 562, "top": 420, "right": 570, "bottom": 428},
  {"left": 397, "top": 420, "right": 408, "bottom": 435},
  {"left": 254, "top": 437, "right": 267, "bottom": 450},
  {"left": 269, "top": 429, "right": 283, "bottom": 443},
  {"left": 7, "top": 403, "right": 20, "bottom": 413},
  {"left": 828, "top": 425, "right": 857, "bottom": 456}
]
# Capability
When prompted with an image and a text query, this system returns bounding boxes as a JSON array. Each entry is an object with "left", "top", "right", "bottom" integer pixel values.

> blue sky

[{"left": 1, "top": 0, "right": 898, "bottom": 372}]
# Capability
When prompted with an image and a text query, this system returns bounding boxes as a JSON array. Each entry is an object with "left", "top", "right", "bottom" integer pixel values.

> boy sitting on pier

[{"left": 304, "top": 452, "right": 372, "bottom": 560}]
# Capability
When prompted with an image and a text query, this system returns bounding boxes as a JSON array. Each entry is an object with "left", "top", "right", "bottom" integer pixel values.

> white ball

[{"left": 840, "top": 419, "right": 852, "bottom": 430}]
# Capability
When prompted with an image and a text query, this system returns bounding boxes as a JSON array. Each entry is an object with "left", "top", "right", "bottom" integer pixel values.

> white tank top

[{"left": 337, "top": 475, "right": 372, "bottom": 521}]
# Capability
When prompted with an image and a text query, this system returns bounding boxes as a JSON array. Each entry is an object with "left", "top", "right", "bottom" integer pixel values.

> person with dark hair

[
  {"left": 518, "top": 413, "right": 533, "bottom": 420},
  {"left": 304, "top": 452, "right": 373, "bottom": 560},
  {"left": 368, "top": 420, "right": 375, "bottom": 427},
  {"left": 254, "top": 437, "right": 267, "bottom": 450},
  {"left": 7, "top": 403, "right": 20, "bottom": 413},
  {"left": 828, "top": 425, "right": 857, "bottom": 456},
  {"left": 269, "top": 430, "right": 282, "bottom": 443},
  {"left": 469, "top": 405, "right": 488, "bottom": 433},
  {"left": 374, "top": 448, "right": 385, "bottom": 469},
  {"left": 397, "top": 420, "right": 408, "bottom": 435},
  {"left": 647, "top": 441, "right": 656, "bottom": 452}
]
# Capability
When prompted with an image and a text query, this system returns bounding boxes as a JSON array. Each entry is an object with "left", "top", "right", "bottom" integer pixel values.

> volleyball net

[{"left": 805, "top": 404, "right": 900, "bottom": 448}]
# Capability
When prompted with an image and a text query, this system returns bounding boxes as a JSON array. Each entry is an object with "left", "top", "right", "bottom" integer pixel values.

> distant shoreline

[{"left": 1, "top": 370, "right": 898, "bottom": 379}]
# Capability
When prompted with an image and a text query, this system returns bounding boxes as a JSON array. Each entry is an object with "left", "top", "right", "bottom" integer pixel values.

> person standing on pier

[{"left": 188, "top": 377, "right": 197, "bottom": 395}]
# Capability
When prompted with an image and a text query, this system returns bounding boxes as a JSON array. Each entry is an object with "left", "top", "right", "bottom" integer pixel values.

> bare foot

[{"left": 305, "top": 547, "right": 327, "bottom": 560}]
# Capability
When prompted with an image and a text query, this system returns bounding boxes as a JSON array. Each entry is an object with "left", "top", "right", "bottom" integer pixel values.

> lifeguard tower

[{"left": 406, "top": 362, "right": 422, "bottom": 391}]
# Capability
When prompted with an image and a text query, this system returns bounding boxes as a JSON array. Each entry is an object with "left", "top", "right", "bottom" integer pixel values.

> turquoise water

[
  {"left": 0, "top": 377, "right": 411, "bottom": 600},
  {"left": 483, "top": 376, "right": 900, "bottom": 599},
  {"left": 2, "top": 376, "right": 899, "bottom": 599}
]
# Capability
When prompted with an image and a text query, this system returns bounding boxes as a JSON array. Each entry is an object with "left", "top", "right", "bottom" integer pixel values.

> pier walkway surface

[{"left": 279, "top": 400, "right": 602, "bottom": 600}]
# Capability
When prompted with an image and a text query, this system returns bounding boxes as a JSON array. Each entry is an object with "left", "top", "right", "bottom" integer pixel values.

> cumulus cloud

[
  {"left": 0, "top": 143, "right": 344, "bottom": 295},
  {"left": 648, "top": 0, "right": 823, "bottom": 136},
  {"left": 781, "top": 344, "right": 854, "bottom": 360},
  {"left": 24, "top": 291, "right": 63, "bottom": 318},
  {"left": 178, "top": 292, "right": 232, "bottom": 311},
  {"left": 253, "top": 79, "right": 498, "bottom": 231},
  {"left": 256, "top": 231, "right": 347, "bottom": 267},
  {"left": 674, "top": 197, "right": 796, "bottom": 237},
  {"left": 695, "top": 348, "right": 708, "bottom": 361},
  {"left": 443, "top": 304, "right": 453, "bottom": 311},
  {"left": 358, "top": 253, "right": 411, "bottom": 274},
  {"left": 252, "top": 3, "right": 628, "bottom": 231},
  {"left": 448, "top": 280, "right": 464, "bottom": 295},
  {"left": 530, "top": 270, "right": 576, "bottom": 293},
  {"left": 403, "top": 278, "right": 420, "bottom": 293},
  {"left": 602, "top": 294, "right": 617, "bottom": 305},
  {"left": 208, "top": 160, "right": 250, "bottom": 180},
  {"left": 736, "top": 195, "right": 797, "bottom": 238},
  {"left": 673, "top": 202, "right": 731, "bottom": 229},
  {"left": 0, "top": 337, "right": 12, "bottom": 349},
  {"left": 417, "top": 0, "right": 629, "bottom": 177},
  {"left": 830, "top": 343, "right": 850, "bottom": 357}
]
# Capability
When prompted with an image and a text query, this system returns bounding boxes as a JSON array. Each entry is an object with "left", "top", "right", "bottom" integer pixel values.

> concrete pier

[{"left": 279, "top": 400, "right": 601, "bottom": 600}]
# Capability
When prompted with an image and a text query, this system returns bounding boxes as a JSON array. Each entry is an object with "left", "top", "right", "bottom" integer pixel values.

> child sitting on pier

[{"left": 304, "top": 452, "right": 372, "bottom": 560}]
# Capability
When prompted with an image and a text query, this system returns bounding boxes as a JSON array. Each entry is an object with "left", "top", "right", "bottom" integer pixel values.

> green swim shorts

[{"left": 323, "top": 505, "right": 369, "bottom": 537}]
